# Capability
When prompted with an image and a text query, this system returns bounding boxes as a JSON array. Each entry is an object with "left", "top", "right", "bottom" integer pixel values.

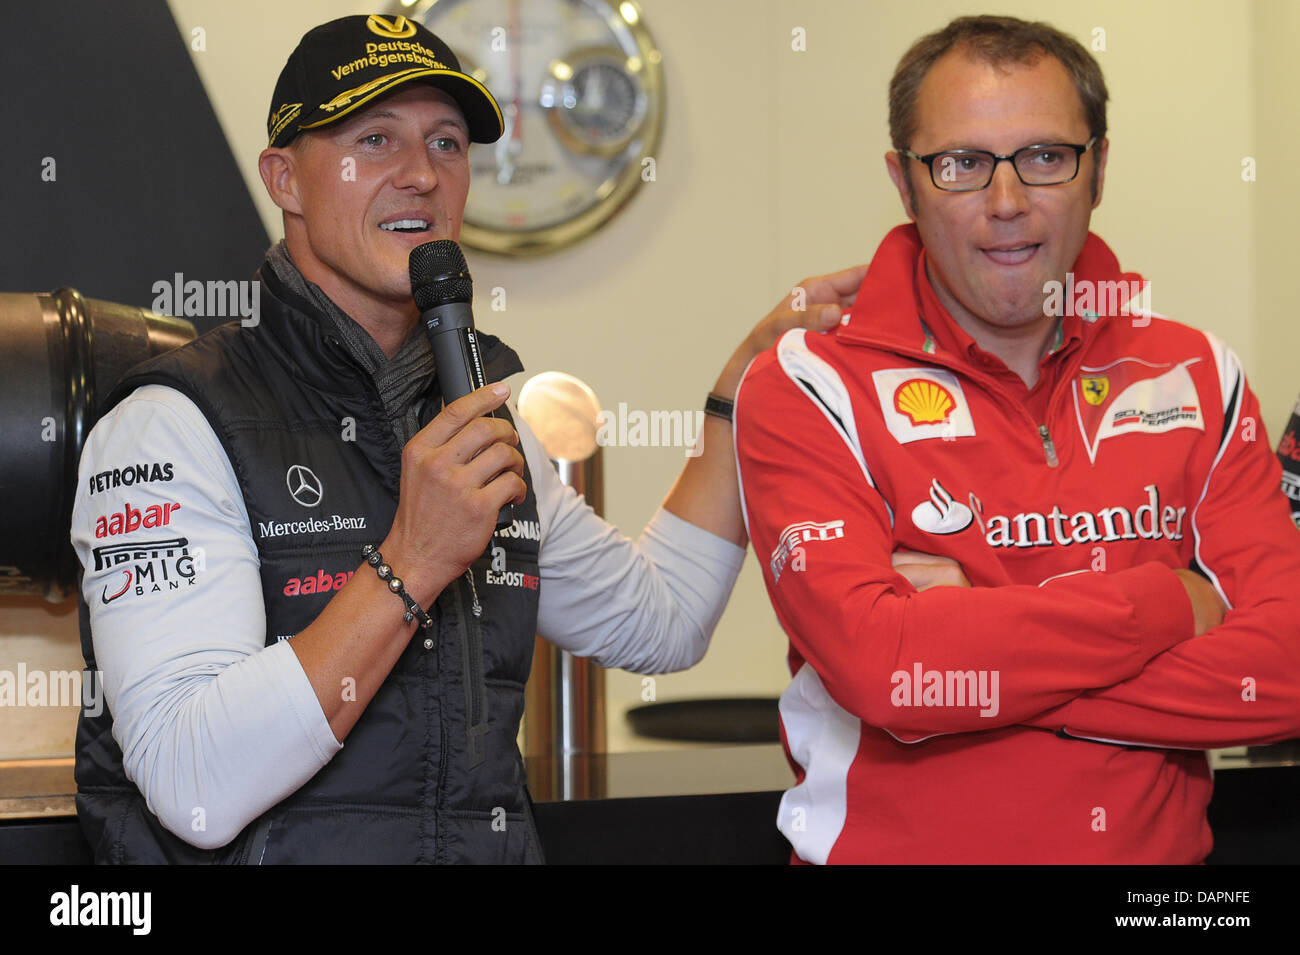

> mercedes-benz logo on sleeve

[{"left": 286, "top": 465, "right": 323, "bottom": 507}]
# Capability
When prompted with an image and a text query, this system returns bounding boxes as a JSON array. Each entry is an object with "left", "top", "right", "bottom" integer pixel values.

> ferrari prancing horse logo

[{"left": 1081, "top": 375, "right": 1109, "bottom": 405}]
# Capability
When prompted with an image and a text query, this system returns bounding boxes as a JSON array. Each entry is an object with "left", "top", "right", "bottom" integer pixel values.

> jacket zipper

[
  {"left": 460, "top": 569, "right": 489, "bottom": 769},
  {"left": 1038, "top": 424, "right": 1060, "bottom": 467},
  {"left": 1036, "top": 338, "right": 1089, "bottom": 468},
  {"left": 464, "top": 568, "right": 482, "bottom": 617}
]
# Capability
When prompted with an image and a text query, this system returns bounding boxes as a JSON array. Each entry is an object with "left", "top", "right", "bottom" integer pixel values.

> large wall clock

[{"left": 398, "top": 0, "right": 664, "bottom": 256}]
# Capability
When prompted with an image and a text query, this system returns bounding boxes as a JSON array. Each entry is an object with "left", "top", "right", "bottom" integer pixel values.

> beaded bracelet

[{"left": 361, "top": 544, "right": 434, "bottom": 630}]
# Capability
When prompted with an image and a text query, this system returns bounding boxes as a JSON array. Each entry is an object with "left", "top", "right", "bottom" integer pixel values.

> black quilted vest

[{"left": 75, "top": 263, "right": 544, "bottom": 863}]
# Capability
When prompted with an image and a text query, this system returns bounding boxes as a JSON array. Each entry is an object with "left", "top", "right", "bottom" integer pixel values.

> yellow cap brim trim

[
  {"left": 267, "top": 103, "right": 303, "bottom": 146},
  {"left": 292, "top": 68, "right": 503, "bottom": 143}
]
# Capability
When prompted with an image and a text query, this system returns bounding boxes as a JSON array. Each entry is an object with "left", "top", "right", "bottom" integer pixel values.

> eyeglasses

[{"left": 900, "top": 136, "right": 1098, "bottom": 192}]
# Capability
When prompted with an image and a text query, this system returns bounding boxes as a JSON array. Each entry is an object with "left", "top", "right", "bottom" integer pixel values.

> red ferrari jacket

[{"left": 735, "top": 223, "right": 1300, "bottom": 864}]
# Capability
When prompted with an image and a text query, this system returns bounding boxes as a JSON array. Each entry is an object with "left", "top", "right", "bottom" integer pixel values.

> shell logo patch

[
  {"left": 872, "top": 368, "right": 976, "bottom": 445},
  {"left": 894, "top": 379, "right": 955, "bottom": 425},
  {"left": 367, "top": 15, "right": 417, "bottom": 39}
]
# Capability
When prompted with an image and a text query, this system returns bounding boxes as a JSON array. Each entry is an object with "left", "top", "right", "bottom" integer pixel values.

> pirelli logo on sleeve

[
  {"left": 90, "top": 537, "right": 200, "bottom": 604},
  {"left": 770, "top": 520, "right": 845, "bottom": 583},
  {"left": 871, "top": 368, "right": 976, "bottom": 445}
]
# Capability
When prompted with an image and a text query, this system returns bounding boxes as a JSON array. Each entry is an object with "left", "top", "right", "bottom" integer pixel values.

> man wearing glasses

[{"left": 735, "top": 15, "right": 1300, "bottom": 863}]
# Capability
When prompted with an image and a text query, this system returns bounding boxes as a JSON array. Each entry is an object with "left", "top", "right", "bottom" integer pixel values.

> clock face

[{"left": 405, "top": 0, "right": 663, "bottom": 255}]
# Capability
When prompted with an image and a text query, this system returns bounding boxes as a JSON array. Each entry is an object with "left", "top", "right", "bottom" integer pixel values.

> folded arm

[
  {"left": 734, "top": 333, "right": 1197, "bottom": 741},
  {"left": 1022, "top": 375, "right": 1300, "bottom": 749}
]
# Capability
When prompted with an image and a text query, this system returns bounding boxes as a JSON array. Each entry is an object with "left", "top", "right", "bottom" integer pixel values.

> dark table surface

[{"left": 3, "top": 742, "right": 1299, "bottom": 863}]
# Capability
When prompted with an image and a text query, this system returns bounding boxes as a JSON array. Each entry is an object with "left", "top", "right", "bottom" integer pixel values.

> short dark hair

[{"left": 889, "top": 15, "right": 1108, "bottom": 201}]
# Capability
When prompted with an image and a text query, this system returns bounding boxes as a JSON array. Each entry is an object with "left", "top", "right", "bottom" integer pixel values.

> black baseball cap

[{"left": 266, "top": 14, "right": 503, "bottom": 148}]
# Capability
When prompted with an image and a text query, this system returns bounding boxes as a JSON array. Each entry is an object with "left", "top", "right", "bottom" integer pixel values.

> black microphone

[{"left": 410, "top": 239, "right": 512, "bottom": 529}]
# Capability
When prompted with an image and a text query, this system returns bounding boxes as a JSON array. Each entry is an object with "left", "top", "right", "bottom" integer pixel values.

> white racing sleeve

[
  {"left": 72, "top": 385, "right": 341, "bottom": 850},
  {"left": 515, "top": 410, "right": 746, "bottom": 672}
]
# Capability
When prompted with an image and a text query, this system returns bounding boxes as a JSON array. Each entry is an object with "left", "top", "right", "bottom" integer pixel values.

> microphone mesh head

[{"left": 410, "top": 240, "right": 473, "bottom": 310}]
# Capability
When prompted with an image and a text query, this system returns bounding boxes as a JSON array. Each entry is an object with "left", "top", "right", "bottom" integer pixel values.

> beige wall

[
  {"left": 6, "top": 0, "right": 1297, "bottom": 758},
  {"left": 1253, "top": 0, "right": 1300, "bottom": 443}
]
